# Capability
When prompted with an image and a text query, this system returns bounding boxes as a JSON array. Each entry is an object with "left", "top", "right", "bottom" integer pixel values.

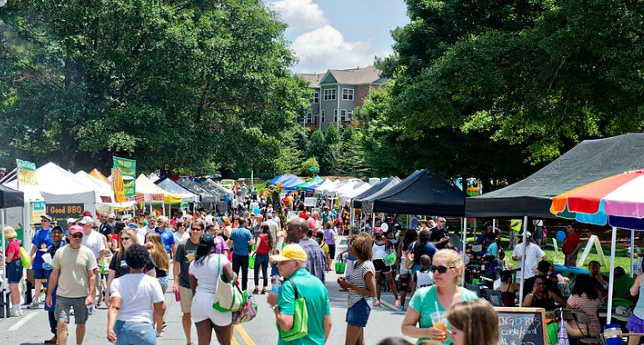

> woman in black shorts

[{"left": 372, "top": 227, "right": 400, "bottom": 308}]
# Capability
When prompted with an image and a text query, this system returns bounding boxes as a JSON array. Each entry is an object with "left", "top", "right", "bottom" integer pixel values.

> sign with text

[
  {"left": 496, "top": 307, "right": 547, "bottom": 345},
  {"left": 16, "top": 159, "right": 38, "bottom": 188},
  {"left": 31, "top": 200, "right": 46, "bottom": 224},
  {"left": 111, "top": 169, "right": 126, "bottom": 203},
  {"left": 46, "top": 204, "right": 84, "bottom": 224}
]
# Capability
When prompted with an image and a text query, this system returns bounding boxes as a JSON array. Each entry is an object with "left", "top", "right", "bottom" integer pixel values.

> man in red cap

[{"left": 46, "top": 225, "right": 98, "bottom": 345}]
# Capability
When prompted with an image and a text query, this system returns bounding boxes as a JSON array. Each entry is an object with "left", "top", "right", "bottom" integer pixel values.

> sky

[{"left": 266, "top": 0, "right": 409, "bottom": 73}]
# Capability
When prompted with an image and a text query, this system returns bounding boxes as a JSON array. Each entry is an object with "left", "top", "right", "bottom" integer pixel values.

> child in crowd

[
  {"left": 316, "top": 231, "right": 331, "bottom": 271},
  {"left": 414, "top": 255, "right": 434, "bottom": 289}
]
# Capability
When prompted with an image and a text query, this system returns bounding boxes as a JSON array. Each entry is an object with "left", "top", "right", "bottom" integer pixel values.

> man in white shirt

[
  {"left": 512, "top": 232, "right": 547, "bottom": 281},
  {"left": 79, "top": 216, "right": 107, "bottom": 310},
  {"left": 107, "top": 244, "right": 166, "bottom": 343}
]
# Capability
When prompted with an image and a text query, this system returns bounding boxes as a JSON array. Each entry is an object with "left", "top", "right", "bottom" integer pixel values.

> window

[
  {"left": 313, "top": 91, "right": 319, "bottom": 103},
  {"left": 321, "top": 110, "right": 325, "bottom": 123},
  {"left": 309, "top": 112, "right": 314, "bottom": 122},
  {"left": 340, "top": 109, "right": 347, "bottom": 122},
  {"left": 324, "top": 89, "right": 336, "bottom": 101},
  {"left": 334, "top": 109, "right": 338, "bottom": 122},
  {"left": 347, "top": 110, "right": 353, "bottom": 119},
  {"left": 342, "top": 88, "right": 354, "bottom": 101}
]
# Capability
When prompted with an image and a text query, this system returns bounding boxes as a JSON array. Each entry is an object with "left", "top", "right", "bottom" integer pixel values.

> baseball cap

[
  {"left": 66, "top": 218, "right": 77, "bottom": 224},
  {"left": 200, "top": 233, "right": 215, "bottom": 246},
  {"left": 108, "top": 213, "right": 116, "bottom": 219},
  {"left": 270, "top": 244, "right": 308, "bottom": 262},
  {"left": 52, "top": 225, "right": 64, "bottom": 233},
  {"left": 41, "top": 214, "right": 53, "bottom": 221},
  {"left": 373, "top": 227, "right": 382, "bottom": 233},
  {"left": 81, "top": 210, "right": 92, "bottom": 217},
  {"left": 68, "top": 225, "right": 84, "bottom": 234},
  {"left": 127, "top": 223, "right": 139, "bottom": 229},
  {"left": 78, "top": 216, "right": 93, "bottom": 225}
]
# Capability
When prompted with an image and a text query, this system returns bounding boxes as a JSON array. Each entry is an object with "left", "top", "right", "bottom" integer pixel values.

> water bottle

[{"left": 271, "top": 276, "right": 281, "bottom": 294}]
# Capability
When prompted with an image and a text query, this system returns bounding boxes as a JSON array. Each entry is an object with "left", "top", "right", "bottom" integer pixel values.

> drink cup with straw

[{"left": 431, "top": 301, "right": 448, "bottom": 341}]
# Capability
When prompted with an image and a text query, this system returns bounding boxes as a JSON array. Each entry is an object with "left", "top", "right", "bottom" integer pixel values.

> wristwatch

[{"left": 271, "top": 305, "right": 278, "bottom": 310}]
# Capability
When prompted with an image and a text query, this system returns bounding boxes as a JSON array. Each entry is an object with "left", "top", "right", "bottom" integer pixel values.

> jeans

[
  {"left": 113, "top": 320, "right": 156, "bottom": 345},
  {"left": 232, "top": 254, "right": 249, "bottom": 291},
  {"left": 254, "top": 253, "right": 269, "bottom": 287}
]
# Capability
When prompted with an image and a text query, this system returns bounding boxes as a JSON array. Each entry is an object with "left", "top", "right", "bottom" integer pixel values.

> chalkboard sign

[{"left": 495, "top": 307, "right": 547, "bottom": 345}]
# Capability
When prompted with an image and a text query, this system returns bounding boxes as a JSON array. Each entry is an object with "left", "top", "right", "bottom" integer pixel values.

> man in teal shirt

[
  {"left": 486, "top": 232, "right": 498, "bottom": 258},
  {"left": 267, "top": 244, "right": 332, "bottom": 345}
]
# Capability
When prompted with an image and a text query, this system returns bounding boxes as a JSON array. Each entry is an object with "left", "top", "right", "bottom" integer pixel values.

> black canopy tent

[
  {"left": 372, "top": 169, "right": 466, "bottom": 216},
  {"left": 175, "top": 177, "right": 217, "bottom": 204},
  {"left": 0, "top": 184, "right": 23, "bottom": 209},
  {"left": 352, "top": 177, "right": 399, "bottom": 208},
  {"left": 465, "top": 133, "right": 644, "bottom": 218}
]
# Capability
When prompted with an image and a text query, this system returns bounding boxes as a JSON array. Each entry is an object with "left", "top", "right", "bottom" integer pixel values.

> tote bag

[
  {"left": 212, "top": 256, "right": 246, "bottom": 312},
  {"left": 278, "top": 280, "right": 308, "bottom": 341}
]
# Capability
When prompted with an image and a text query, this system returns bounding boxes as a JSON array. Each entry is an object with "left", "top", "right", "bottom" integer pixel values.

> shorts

[
  {"left": 55, "top": 296, "right": 89, "bottom": 325},
  {"left": 191, "top": 291, "right": 232, "bottom": 326},
  {"left": 157, "top": 276, "right": 169, "bottom": 293},
  {"left": 179, "top": 286, "right": 193, "bottom": 314},
  {"left": 628, "top": 314, "right": 644, "bottom": 333},
  {"left": 373, "top": 259, "right": 392, "bottom": 274},
  {"left": 33, "top": 268, "right": 46, "bottom": 280},
  {"left": 346, "top": 298, "right": 371, "bottom": 327},
  {"left": 534, "top": 227, "right": 544, "bottom": 240},
  {"left": 6, "top": 260, "right": 23, "bottom": 284},
  {"left": 113, "top": 320, "right": 156, "bottom": 345}
]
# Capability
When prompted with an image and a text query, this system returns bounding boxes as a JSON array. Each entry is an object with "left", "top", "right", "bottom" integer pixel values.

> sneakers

[
  {"left": 374, "top": 300, "right": 382, "bottom": 307},
  {"left": 88, "top": 306, "right": 95, "bottom": 315},
  {"left": 394, "top": 299, "right": 401, "bottom": 308},
  {"left": 398, "top": 305, "right": 405, "bottom": 311},
  {"left": 27, "top": 300, "right": 40, "bottom": 309},
  {"left": 10, "top": 306, "right": 21, "bottom": 317}
]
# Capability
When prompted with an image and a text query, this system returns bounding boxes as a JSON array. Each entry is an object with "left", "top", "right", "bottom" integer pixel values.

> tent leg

[
  {"left": 350, "top": 208, "right": 354, "bottom": 229},
  {"left": 631, "top": 229, "right": 635, "bottom": 277},
  {"left": 518, "top": 216, "right": 528, "bottom": 307},
  {"left": 461, "top": 218, "right": 467, "bottom": 286},
  {"left": 372, "top": 213, "right": 375, "bottom": 233},
  {"left": 607, "top": 227, "right": 617, "bottom": 324}
]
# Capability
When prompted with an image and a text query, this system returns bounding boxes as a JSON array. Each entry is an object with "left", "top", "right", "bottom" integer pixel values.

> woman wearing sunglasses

[{"left": 401, "top": 249, "right": 478, "bottom": 344}]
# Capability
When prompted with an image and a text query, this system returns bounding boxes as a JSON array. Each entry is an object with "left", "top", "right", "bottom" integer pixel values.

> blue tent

[
  {"left": 267, "top": 174, "right": 285, "bottom": 186},
  {"left": 282, "top": 176, "right": 306, "bottom": 191}
]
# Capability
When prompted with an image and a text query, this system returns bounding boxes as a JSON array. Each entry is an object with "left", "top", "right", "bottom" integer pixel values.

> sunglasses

[
  {"left": 121, "top": 237, "right": 131, "bottom": 240},
  {"left": 71, "top": 233, "right": 83, "bottom": 239},
  {"left": 430, "top": 265, "right": 456, "bottom": 274},
  {"left": 192, "top": 228, "right": 203, "bottom": 231}
]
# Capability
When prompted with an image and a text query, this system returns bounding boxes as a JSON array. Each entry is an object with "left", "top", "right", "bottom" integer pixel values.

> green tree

[
  {"left": 337, "top": 126, "right": 368, "bottom": 178},
  {"left": 305, "top": 129, "right": 328, "bottom": 172},
  {"left": 0, "top": 0, "right": 309, "bottom": 174},
  {"left": 300, "top": 157, "right": 319, "bottom": 176}
]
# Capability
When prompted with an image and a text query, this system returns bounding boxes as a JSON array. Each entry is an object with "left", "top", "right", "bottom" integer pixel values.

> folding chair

[
  {"left": 483, "top": 289, "right": 504, "bottom": 307},
  {"left": 563, "top": 308, "right": 600, "bottom": 345},
  {"left": 464, "top": 282, "right": 481, "bottom": 298}
]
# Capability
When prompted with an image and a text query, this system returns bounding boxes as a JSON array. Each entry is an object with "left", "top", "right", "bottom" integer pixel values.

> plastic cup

[{"left": 430, "top": 311, "right": 448, "bottom": 340}]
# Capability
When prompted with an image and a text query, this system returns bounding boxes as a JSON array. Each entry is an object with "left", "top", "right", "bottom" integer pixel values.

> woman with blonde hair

[
  {"left": 145, "top": 231, "right": 170, "bottom": 337},
  {"left": 401, "top": 249, "right": 478, "bottom": 344},
  {"left": 446, "top": 299, "right": 500, "bottom": 345},
  {"left": 106, "top": 229, "right": 156, "bottom": 306},
  {"left": 3, "top": 226, "right": 23, "bottom": 316}
]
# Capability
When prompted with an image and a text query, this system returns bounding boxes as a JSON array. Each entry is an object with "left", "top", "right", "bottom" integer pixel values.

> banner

[
  {"left": 113, "top": 156, "right": 136, "bottom": 197},
  {"left": 31, "top": 201, "right": 46, "bottom": 224},
  {"left": 16, "top": 159, "right": 38, "bottom": 188},
  {"left": 112, "top": 168, "right": 127, "bottom": 203},
  {"left": 47, "top": 203, "right": 84, "bottom": 225}
]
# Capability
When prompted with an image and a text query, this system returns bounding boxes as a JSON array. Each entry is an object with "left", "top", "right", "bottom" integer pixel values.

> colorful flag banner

[
  {"left": 111, "top": 168, "right": 126, "bottom": 203},
  {"left": 113, "top": 156, "right": 136, "bottom": 197}
]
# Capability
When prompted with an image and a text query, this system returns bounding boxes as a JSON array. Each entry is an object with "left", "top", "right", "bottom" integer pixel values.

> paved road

[{"left": 0, "top": 261, "right": 413, "bottom": 344}]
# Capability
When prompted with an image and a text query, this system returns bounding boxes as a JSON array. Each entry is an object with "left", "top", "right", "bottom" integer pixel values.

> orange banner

[{"left": 111, "top": 169, "right": 126, "bottom": 203}]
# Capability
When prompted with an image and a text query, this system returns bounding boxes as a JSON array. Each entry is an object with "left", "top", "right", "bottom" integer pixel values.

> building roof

[
  {"left": 296, "top": 73, "right": 322, "bottom": 88},
  {"left": 325, "top": 66, "right": 383, "bottom": 85}
]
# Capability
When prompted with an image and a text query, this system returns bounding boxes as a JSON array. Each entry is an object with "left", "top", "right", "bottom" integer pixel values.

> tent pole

[
  {"left": 607, "top": 226, "right": 617, "bottom": 324},
  {"left": 1, "top": 208, "right": 7, "bottom": 319},
  {"left": 518, "top": 216, "right": 528, "bottom": 307},
  {"left": 461, "top": 218, "right": 467, "bottom": 286},
  {"left": 631, "top": 229, "right": 635, "bottom": 277},
  {"left": 372, "top": 213, "right": 375, "bottom": 233},
  {"left": 350, "top": 207, "right": 355, "bottom": 229}
]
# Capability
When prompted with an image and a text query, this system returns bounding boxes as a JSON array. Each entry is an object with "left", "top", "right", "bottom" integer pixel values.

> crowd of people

[{"left": 10, "top": 186, "right": 644, "bottom": 345}]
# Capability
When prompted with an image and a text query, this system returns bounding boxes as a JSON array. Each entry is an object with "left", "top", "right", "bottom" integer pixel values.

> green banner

[
  {"left": 113, "top": 156, "right": 136, "bottom": 177},
  {"left": 113, "top": 156, "right": 136, "bottom": 197},
  {"left": 124, "top": 180, "right": 136, "bottom": 198}
]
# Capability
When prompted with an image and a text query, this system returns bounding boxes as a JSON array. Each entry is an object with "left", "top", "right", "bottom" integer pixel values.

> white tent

[
  {"left": 136, "top": 174, "right": 168, "bottom": 202},
  {"left": 75, "top": 171, "right": 137, "bottom": 210},
  {"left": 338, "top": 181, "right": 371, "bottom": 205},
  {"left": 325, "top": 178, "right": 363, "bottom": 197},
  {"left": 36, "top": 162, "right": 97, "bottom": 206},
  {"left": 313, "top": 179, "right": 336, "bottom": 195}
]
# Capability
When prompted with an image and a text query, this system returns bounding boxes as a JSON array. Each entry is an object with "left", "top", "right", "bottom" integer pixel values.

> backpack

[{"left": 19, "top": 246, "right": 31, "bottom": 269}]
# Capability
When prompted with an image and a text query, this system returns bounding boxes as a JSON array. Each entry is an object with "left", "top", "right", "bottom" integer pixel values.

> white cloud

[
  {"left": 268, "top": 0, "right": 327, "bottom": 32},
  {"left": 290, "top": 25, "right": 385, "bottom": 73}
]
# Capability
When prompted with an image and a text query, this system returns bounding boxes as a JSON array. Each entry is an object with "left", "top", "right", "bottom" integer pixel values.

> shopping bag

[
  {"left": 232, "top": 296, "right": 258, "bottom": 325},
  {"left": 19, "top": 247, "right": 31, "bottom": 269},
  {"left": 384, "top": 251, "right": 397, "bottom": 266},
  {"left": 248, "top": 244, "right": 256, "bottom": 269},
  {"left": 213, "top": 256, "right": 246, "bottom": 312},
  {"left": 278, "top": 280, "right": 308, "bottom": 341},
  {"left": 334, "top": 256, "right": 346, "bottom": 274}
]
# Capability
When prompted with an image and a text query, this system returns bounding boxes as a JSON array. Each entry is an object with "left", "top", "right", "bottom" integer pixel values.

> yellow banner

[
  {"left": 111, "top": 169, "right": 126, "bottom": 203},
  {"left": 16, "top": 159, "right": 38, "bottom": 188}
]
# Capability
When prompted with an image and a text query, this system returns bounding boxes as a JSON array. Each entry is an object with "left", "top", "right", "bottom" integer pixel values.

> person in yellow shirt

[{"left": 316, "top": 231, "right": 330, "bottom": 271}]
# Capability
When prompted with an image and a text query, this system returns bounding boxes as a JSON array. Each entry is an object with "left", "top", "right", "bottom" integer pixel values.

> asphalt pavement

[{"left": 0, "top": 252, "right": 414, "bottom": 344}]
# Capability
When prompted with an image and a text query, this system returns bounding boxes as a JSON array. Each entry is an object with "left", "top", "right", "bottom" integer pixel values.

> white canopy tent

[
  {"left": 338, "top": 181, "right": 371, "bottom": 206},
  {"left": 36, "top": 162, "right": 98, "bottom": 208},
  {"left": 313, "top": 179, "right": 336, "bottom": 195},
  {"left": 325, "top": 178, "right": 363, "bottom": 197}
]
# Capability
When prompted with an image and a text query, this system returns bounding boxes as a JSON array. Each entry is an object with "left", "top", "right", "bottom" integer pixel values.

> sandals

[
  {"left": 253, "top": 288, "right": 259, "bottom": 294},
  {"left": 261, "top": 288, "right": 266, "bottom": 295}
]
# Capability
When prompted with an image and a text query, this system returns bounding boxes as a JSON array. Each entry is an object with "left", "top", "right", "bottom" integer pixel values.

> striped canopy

[{"left": 550, "top": 169, "right": 644, "bottom": 230}]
